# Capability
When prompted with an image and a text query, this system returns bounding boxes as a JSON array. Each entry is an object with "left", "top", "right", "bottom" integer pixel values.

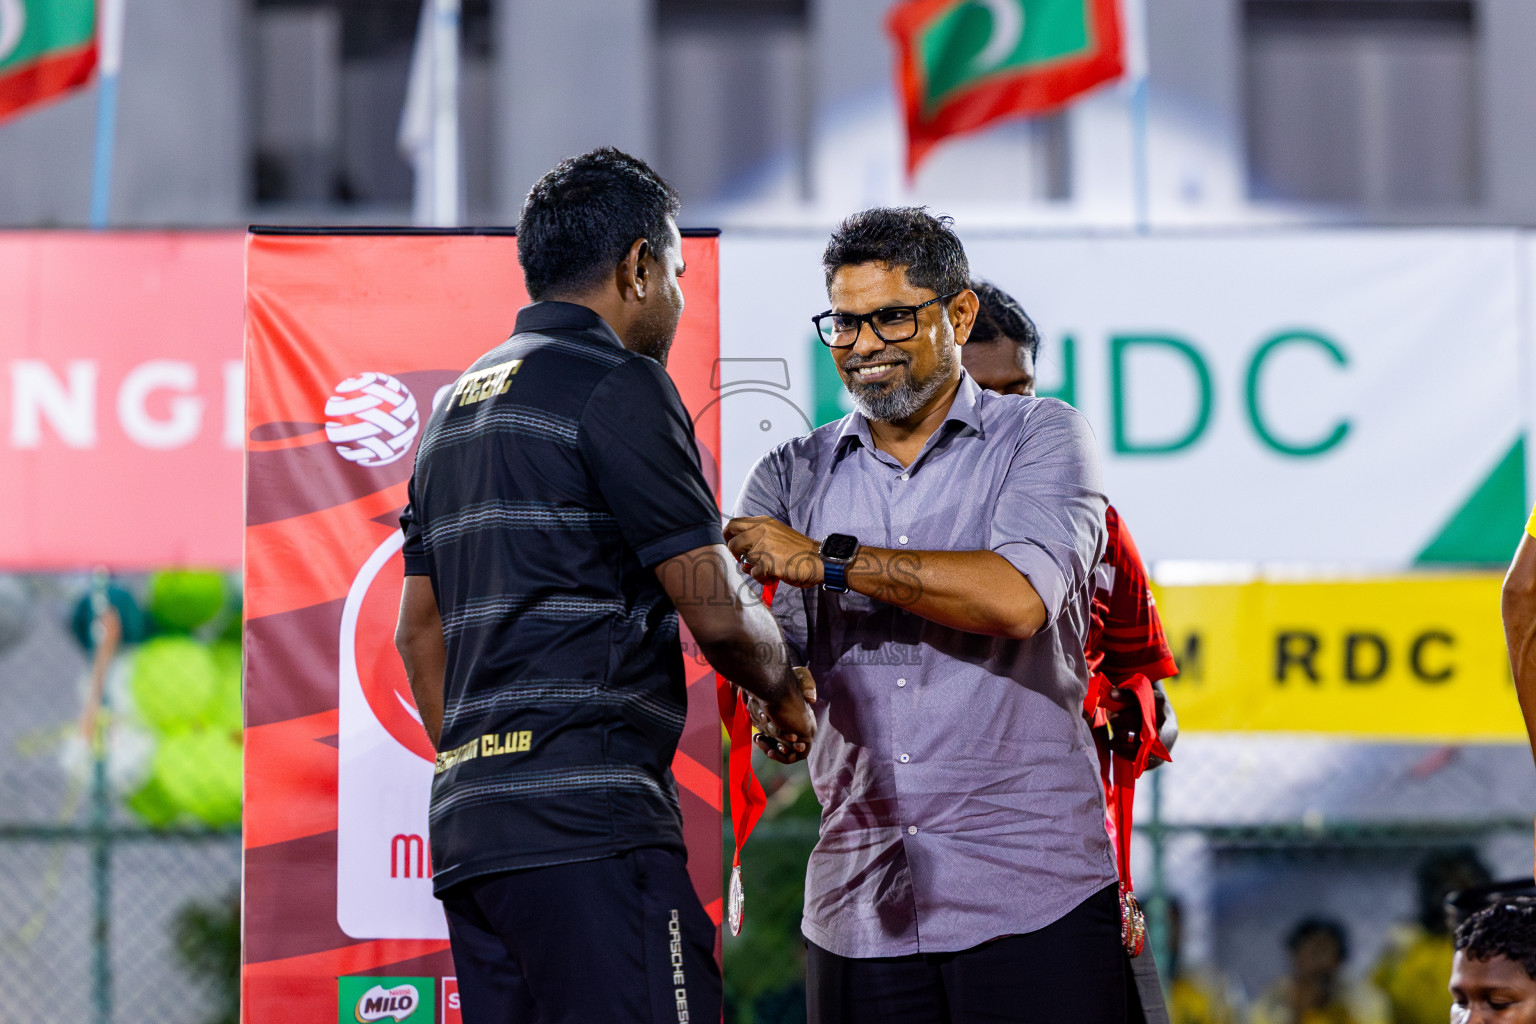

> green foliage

[
  {"left": 723, "top": 752, "right": 821, "bottom": 1024},
  {"left": 173, "top": 889, "right": 241, "bottom": 1024}
]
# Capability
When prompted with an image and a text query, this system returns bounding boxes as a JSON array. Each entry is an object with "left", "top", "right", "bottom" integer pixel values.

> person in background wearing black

[
  {"left": 1374, "top": 848, "right": 1492, "bottom": 1024},
  {"left": 962, "top": 278, "right": 1180, "bottom": 1024},
  {"left": 394, "top": 147, "right": 816, "bottom": 1024}
]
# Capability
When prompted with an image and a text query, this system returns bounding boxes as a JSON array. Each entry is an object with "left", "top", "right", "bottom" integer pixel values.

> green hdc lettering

[{"left": 1034, "top": 330, "right": 1350, "bottom": 458}]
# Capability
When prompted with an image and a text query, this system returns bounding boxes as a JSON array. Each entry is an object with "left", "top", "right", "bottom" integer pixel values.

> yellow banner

[{"left": 1155, "top": 572, "right": 1523, "bottom": 740}]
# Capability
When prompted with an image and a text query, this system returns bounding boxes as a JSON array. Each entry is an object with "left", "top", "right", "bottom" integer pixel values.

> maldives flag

[
  {"left": 888, "top": 0, "right": 1124, "bottom": 172},
  {"left": 0, "top": 0, "right": 97, "bottom": 123}
]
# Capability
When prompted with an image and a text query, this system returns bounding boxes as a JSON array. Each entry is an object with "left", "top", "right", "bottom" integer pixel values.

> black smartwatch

[{"left": 819, "top": 533, "right": 859, "bottom": 593}]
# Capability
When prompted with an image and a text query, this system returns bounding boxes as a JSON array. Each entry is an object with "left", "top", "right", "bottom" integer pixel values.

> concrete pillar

[
  {"left": 1480, "top": 0, "right": 1536, "bottom": 222},
  {"left": 494, "top": 0, "right": 655, "bottom": 223}
]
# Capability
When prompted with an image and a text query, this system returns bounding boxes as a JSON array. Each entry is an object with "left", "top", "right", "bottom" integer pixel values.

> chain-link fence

[
  {"left": 722, "top": 736, "right": 1536, "bottom": 1024},
  {"left": 4, "top": 569, "right": 1530, "bottom": 1024},
  {"left": 0, "top": 573, "right": 241, "bottom": 1024}
]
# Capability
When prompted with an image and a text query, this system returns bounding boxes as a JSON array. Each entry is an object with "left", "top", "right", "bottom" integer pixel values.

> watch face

[{"left": 821, "top": 533, "right": 859, "bottom": 561}]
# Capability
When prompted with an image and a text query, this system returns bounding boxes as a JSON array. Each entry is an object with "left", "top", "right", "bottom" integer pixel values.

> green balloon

[
  {"left": 148, "top": 571, "right": 227, "bottom": 633},
  {"left": 154, "top": 730, "right": 242, "bottom": 828},
  {"left": 126, "top": 775, "right": 185, "bottom": 828},
  {"left": 209, "top": 640, "right": 243, "bottom": 733},
  {"left": 130, "top": 636, "right": 218, "bottom": 734}
]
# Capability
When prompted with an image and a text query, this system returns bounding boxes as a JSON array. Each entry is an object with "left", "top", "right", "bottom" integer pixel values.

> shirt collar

[
  {"left": 513, "top": 301, "right": 625, "bottom": 350},
  {"left": 834, "top": 368, "right": 986, "bottom": 453}
]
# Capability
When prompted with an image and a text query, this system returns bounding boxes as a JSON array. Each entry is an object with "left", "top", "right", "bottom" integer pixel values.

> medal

[
  {"left": 716, "top": 580, "right": 776, "bottom": 940},
  {"left": 1120, "top": 886, "right": 1147, "bottom": 957},
  {"left": 728, "top": 864, "right": 745, "bottom": 937},
  {"left": 1083, "top": 672, "right": 1171, "bottom": 961}
]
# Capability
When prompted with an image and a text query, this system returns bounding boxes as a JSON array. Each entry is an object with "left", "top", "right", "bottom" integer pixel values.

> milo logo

[{"left": 337, "top": 977, "right": 434, "bottom": 1023}]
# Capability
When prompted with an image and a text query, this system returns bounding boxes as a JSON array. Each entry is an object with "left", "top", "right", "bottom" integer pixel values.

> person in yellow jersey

[
  {"left": 1163, "top": 900, "right": 1242, "bottom": 1024},
  {"left": 1251, "top": 918, "right": 1388, "bottom": 1024},
  {"left": 1373, "top": 850, "right": 1492, "bottom": 1024},
  {"left": 1501, "top": 503, "right": 1536, "bottom": 875}
]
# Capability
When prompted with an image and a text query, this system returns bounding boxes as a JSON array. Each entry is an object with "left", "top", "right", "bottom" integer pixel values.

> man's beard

[
  {"left": 627, "top": 297, "right": 681, "bottom": 366},
  {"left": 844, "top": 341, "right": 957, "bottom": 424}
]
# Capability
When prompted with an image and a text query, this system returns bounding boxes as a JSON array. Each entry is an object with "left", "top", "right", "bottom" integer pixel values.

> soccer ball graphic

[{"left": 325, "top": 372, "right": 420, "bottom": 467}]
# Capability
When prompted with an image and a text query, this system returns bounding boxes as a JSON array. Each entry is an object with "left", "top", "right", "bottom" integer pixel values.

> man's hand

[
  {"left": 743, "top": 667, "right": 817, "bottom": 764},
  {"left": 1102, "top": 681, "right": 1177, "bottom": 766},
  {"left": 724, "top": 517, "right": 823, "bottom": 588}
]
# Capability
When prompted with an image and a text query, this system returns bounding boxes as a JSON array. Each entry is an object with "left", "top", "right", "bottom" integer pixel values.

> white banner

[{"left": 719, "top": 230, "right": 1525, "bottom": 568}]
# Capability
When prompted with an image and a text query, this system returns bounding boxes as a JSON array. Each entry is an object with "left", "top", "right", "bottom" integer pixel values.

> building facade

[{"left": 1, "top": 0, "right": 1534, "bottom": 229}]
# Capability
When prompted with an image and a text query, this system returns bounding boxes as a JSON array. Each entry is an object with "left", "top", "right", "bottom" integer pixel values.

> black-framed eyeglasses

[{"left": 811, "top": 292, "right": 960, "bottom": 348}]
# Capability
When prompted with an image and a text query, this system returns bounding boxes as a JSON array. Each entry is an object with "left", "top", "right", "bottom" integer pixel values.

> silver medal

[{"left": 728, "top": 865, "right": 745, "bottom": 936}]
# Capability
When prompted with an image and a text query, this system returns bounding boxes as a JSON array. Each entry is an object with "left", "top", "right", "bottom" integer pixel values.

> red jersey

[{"left": 1085, "top": 505, "right": 1178, "bottom": 684}]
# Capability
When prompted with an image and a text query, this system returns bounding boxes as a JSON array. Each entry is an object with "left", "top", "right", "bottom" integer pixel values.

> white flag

[{"left": 397, "top": 0, "right": 461, "bottom": 227}]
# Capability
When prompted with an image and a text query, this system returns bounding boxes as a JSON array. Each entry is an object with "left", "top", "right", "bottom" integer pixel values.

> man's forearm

[
  {"left": 657, "top": 544, "right": 800, "bottom": 706},
  {"left": 723, "top": 516, "right": 1047, "bottom": 640},
  {"left": 396, "top": 575, "right": 446, "bottom": 750},
  {"left": 678, "top": 581, "right": 800, "bottom": 703},
  {"left": 400, "top": 640, "right": 445, "bottom": 750},
  {"left": 694, "top": 631, "right": 799, "bottom": 706},
  {"left": 1503, "top": 534, "right": 1536, "bottom": 769},
  {"left": 846, "top": 547, "right": 1047, "bottom": 640}
]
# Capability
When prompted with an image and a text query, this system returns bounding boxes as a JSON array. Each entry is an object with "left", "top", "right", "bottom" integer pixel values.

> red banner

[
  {"left": 242, "top": 229, "right": 724, "bottom": 1023},
  {"left": 0, "top": 231, "right": 246, "bottom": 569}
]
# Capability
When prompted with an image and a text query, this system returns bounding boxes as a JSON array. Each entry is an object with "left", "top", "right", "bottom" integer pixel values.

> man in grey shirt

[{"left": 725, "top": 207, "right": 1123, "bottom": 1023}]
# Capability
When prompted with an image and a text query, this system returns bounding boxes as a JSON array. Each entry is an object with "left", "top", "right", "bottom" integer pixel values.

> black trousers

[
  {"left": 439, "top": 847, "right": 721, "bottom": 1024},
  {"left": 806, "top": 884, "right": 1127, "bottom": 1024},
  {"left": 1126, "top": 943, "right": 1170, "bottom": 1024}
]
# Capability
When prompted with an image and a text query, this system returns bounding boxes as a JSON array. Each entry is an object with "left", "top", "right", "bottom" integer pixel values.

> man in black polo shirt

[{"left": 395, "top": 147, "right": 816, "bottom": 1024}]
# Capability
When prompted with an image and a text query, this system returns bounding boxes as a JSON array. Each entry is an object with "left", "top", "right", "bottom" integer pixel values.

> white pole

[
  {"left": 89, "top": 0, "right": 127, "bottom": 229},
  {"left": 429, "top": 0, "right": 461, "bottom": 227},
  {"left": 1123, "top": 0, "right": 1150, "bottom": 234}
]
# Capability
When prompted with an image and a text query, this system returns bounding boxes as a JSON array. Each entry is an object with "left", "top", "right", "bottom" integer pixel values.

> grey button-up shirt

[{"left": 735, "top": 370, "right": 1114, "bottom": 958}]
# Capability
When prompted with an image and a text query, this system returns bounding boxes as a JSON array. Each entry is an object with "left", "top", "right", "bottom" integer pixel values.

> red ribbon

[
  {"left": 715, "top": 580, "right": 778, "bottom": 935},
  {"left": 1084, "top": 671, "right": 1171, "bottom": 955}
]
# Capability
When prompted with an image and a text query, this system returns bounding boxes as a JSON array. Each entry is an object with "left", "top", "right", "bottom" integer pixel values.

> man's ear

[
  {"left": 616, "top": 238, "right": 651, "bottom": 301},
  {"left": 951, "top": 288, "right": 979, "bottom": 346}
]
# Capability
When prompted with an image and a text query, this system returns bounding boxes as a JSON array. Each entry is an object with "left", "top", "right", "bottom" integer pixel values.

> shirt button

[
  {"left": 899, "top": 753, "right": 910, "bottom": 763},
  {"left": 900, "top": 473, "right": 910, "bottom": 481},
  {"left": 898, "top": 535, "right": 909, "bottom": 545},
  {"left": 907, "top": 825, "right": 918, "bottom": 835},
  {"left": 897, "top": 678, "right": 907, "bottom": 687}
]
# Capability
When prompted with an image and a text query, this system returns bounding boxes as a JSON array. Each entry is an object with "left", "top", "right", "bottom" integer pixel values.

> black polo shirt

[{"left": 400, "top": 301, "right": 723, "bottom": 894}]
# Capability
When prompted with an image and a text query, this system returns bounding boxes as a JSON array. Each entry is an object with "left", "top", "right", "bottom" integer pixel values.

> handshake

[{"left": 738, "top": 665, "right": 818, "bottom": 764}]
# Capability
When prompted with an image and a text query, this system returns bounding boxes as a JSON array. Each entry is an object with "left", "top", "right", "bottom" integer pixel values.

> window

[
  {"left": 1244, "top": 0, "right": 1478, "bottom": 209},
  {"left": 655, "top": 0, "right": 811, "bottom": 206},
  {"left": 251, "top": 0, "right": 493, "bottom": 211}
]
